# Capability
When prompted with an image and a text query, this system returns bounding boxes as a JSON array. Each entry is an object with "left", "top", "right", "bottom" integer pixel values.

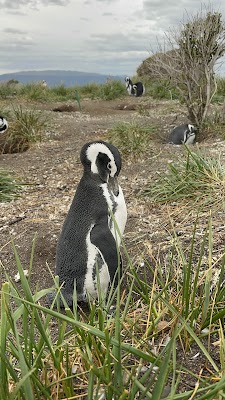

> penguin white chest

[
  {"left": 84, "top": 225, "right": 110, "bottom": 300},
  {"left": 101, "top": 183, "right": 127, "bottom": 243}
]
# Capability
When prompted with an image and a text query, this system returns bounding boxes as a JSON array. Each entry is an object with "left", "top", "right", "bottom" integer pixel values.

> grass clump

[
  {"left": 143, "top": 146, "right": 225, "bottom": 211},
  {"left": 18, "top": 82, "right": 49, "bottom": 102},
  {"left": 1, "top": 220, "right": 225, "bottom": 398},
  {"left": 0, "top": 80, "right": 126, "bottom": 102},
  {"left": 78, "top": 79, "right": 126, "bottom": 100},
  {"left": 108, "top": 120, "right": 157, "bottom": 157},
  {"left": 99, "top": 79, "right": 126, "bottom": 100},
  {"left": 0, "top": 105, "right": 50, "bottom": 154},
  {"left": 0, "top": 170, "right": 23, "bottom": 202}
]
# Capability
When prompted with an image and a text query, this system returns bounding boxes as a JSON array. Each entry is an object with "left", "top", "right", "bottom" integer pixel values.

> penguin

[
  {"left": 0, "top": 116, "right": 8, "bottom": 134},
  {"left": 125, "top": 76, "right": 145, "bottom": 97},
  {"left": 125, "top": 76, "right": 133, "bottom": 95},
  {"left": 132, "top": 82, "right": 145, "bottom": 97},
  {"left": 168, "top": 124, "right": 196, "bottom": 145},
  {"left": 54, "top": 140, "right": 127, "bottom": 307}
]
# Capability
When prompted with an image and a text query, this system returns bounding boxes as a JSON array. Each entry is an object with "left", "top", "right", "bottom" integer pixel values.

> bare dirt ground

[{"left": 1, "top": 95, "right": 225, "bottom": 394}]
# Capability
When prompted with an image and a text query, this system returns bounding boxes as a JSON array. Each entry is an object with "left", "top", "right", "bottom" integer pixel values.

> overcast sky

[{"left": 0, "top": 0, "right": 225, "bottom": 76}]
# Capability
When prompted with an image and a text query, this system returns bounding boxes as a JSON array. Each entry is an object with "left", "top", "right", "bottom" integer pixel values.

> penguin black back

[{"left": 168, "top": 124, "right": 196, "bottom": 145}]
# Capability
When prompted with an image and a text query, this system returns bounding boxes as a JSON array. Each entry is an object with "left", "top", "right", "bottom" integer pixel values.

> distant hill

[{"left": 0, "top": 70, "right": 125, "bottom": 87}]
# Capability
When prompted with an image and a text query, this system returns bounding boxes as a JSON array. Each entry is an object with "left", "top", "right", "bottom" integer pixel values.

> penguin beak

[{"left": 108, "top": 176, "right": 119, "bottom": 196}]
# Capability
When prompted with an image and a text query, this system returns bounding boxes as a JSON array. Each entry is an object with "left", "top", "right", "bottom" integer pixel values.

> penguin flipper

[{"left": 90, "top": 224, "right": 120, "bottom": 286}]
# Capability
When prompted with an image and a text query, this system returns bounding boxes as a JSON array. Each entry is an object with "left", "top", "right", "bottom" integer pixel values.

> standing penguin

[
  {"left": 0, "top": 116, "right": 8, "bottom": 134},
  {"left": 132, "top": 82, "right": 145, "bottom": 97},
  {"left": 168, "top": 124, "right": 196, "bottom": 145},
  {"left": 125, "top": 76, "right": 145, "bottom": 97},
  {"left": 55, "top": 141, "right": 127, "bottom": 307}
]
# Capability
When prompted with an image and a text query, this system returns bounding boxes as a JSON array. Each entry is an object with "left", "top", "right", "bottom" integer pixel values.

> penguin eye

[{"left": 107, "top": 162, "right": 112, "bottom": 171}]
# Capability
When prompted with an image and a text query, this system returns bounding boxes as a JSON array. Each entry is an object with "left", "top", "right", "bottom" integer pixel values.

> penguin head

[
  {"left": 125, "top": 76, "right": 132, "bottom": 89},
  {"left": 184, "top": 124, "right": 196, "bottom": 144},
  {"left": 132, "top": 84, "right": 137, "bottom": 95},
  {"left": 0, "top": 116, "right": 8, "bottom": 134},
  {"left": 80, "top": 141, "right": 122, "bottom": 194}
]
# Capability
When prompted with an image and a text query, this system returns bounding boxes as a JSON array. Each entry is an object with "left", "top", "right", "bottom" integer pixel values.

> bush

[
  {"left": 107, "top": 120, "right": 157, "bottom": 157},
  {"left": 0, "top": 106, "right": 50, "bottom": 154},
  {"left": 99, "top": 79, "right": 126, "bottom": 100},
  {"left": 143, "top": 146, "right": 225, "bottom": 212},
  {"left": 18, "top": 82, "right": 49, "bottom": 101}
]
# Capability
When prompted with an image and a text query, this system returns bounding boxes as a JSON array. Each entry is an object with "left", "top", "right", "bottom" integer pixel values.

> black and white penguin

[
  {"left": 125, "top": 76, "right": 134, "bottom": 95},
  {"left": 132, "top": 82, "right": 145, "bottom": 97},
  {"left": 168, "top": 124, "right": 196, "bottom": 145},
  {"left": 55, "top": 141, "right": 127, "bottom": 307},
  {"left": 125, "top": 76, "right": 145, "bottom": 97},
  {"left": 0, "top": 116, "right": 8, "bottom": 134}
]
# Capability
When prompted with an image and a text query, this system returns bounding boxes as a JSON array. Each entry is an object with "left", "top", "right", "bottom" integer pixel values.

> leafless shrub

[{"left": 143, "top": 7, "right": 225, "bottom": 131}]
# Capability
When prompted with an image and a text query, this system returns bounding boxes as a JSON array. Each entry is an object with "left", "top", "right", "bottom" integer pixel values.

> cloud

[
  {"left": 141, "top": 0, "right": 222, "bottom": 27},
  {"left": 0, "top": 0, "right": 70, "bottom": 10},
  {"left": 88, "top": 30, "right": 162, "bottom": 54},
  {"left": 0, "top": 37, "right": 35, "bottom": 50},
  {"left": 3, "top": 27, "right": 27, "bottom": 34},
  {"left": 102, "top": 12, "right": 114, "bottom": 16}
]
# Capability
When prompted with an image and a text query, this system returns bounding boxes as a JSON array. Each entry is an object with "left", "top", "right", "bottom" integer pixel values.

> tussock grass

[
  {"left": 143, "top": 146, "right": 225, "bottom": 212},
  {"left": 0, "top": 105, "right": 50, "bottom": 153},
  {"left": 78, "top": 79, "right": 126, "bottom": 100},
  {"left": 19, "top": 82, "right": 49, "bottom": 102},
  {"left": 0, "top": 170, "right": 24, "bottom": 202},
  {"left": 1, "top": 218, "right": 225, "bottom": 398},
  {"left": 0, "top": 80, "right": 126, "bottom": 103},
  {"left": 107, "top": 120, "right": 157, "bottom": 157}
]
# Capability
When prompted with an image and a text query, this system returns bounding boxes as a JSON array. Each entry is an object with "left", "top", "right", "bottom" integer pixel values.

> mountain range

[{"left": 0, "top": 70, "right": 125, "bottom": 87}]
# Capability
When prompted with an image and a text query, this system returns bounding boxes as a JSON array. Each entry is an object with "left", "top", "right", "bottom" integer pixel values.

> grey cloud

[
  {"left": 89, "top": 32, "right": 150, "bottom": 53},
  {"left": 0, "top": 36, "right": 36, "bottom": 50},
  {"left": 141, "top": 0, "right": 221, "bottom": 27},
  {"left": 102, "top": 12, "right": 114, "bottom": 16},
  {"left": 0, "top": 0, "right": 70, "bottom": 10},
  {"left": 3, "top": 28, "right": 27, "bottom": 34},
  {"left": 88, "top": 30, "right": 162, "bottom": 54}
]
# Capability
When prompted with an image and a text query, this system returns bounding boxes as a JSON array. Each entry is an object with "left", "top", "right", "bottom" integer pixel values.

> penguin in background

[
  {"left": 125, "top": 76, "right": 145, "bottom": 97},
  {"left": 168, "top": 124, "right": 196, "bottom": 145},
  {"left": 132, "top": 82, "right": 145, "bottom": 97},
  {"left": 54, "top": 141, "right": 127, "bottom": 307},
  {"left": 0, "top": 116, "right": 8, "bottom": 134}
]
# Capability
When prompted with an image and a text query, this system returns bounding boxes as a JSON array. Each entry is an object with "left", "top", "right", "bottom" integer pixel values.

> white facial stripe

[
  {"left": 86, "top": 143, "right": 117, "bottom": 176},
  {"left": 188, "top": 124, "right": 195, "bottom": 132}
]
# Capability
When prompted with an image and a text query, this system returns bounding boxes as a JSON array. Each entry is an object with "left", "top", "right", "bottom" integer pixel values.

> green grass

[
  {"left": 0, "top": 170, "right": 24, "bottom": 202},
  {"left": 0, "top": 105, "right": 50, "bottom": 153},
  {"left": 0, "top": 80, "right": 126, "bottom": 103},
  {"left": 1, "top": 219, "right": 225, "bottom": 398},
  {"left": 107, "top": 120, "right": 158, "bottom": 157},
  {"left": 143, "top": 146, "right": 225, "bottom": 212}
]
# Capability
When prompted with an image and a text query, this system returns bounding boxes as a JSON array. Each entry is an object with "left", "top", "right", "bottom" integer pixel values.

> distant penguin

[
  {"left": 132, "top": 82, "right": 145, "bottom": 97},
  {"left": 0, "top": 116, "right": 8, "bottom": 134},
  {"left": 55, "top": 140, "right": 127, "bottom": 307},
  {"left": 125, "top": 76, "right": 134, "bottom": 95},
  {"left": 125, "top": 76, "right": 145, "bottom": 97},
  {"left": 168, "top": 124, "right": 196, "bottom": 145}
]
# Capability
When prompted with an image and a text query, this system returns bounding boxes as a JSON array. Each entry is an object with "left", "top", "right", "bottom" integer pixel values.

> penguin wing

[{"left": 90, "top": 223, "right": 120, "bottom": 286}]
